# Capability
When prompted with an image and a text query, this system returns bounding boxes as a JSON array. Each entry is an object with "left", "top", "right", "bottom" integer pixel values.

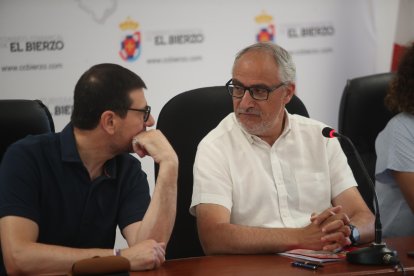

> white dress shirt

[{"left": 190, "top": 112, "right": 356, "bottom": 228}]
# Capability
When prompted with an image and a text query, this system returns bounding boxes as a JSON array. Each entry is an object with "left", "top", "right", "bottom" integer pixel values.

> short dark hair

[
  {"left": 385, "top": 43, "right": 414, "bottom": 115},
  {"left": 71, "top": 63, "right": 147, "bottom": 129}
]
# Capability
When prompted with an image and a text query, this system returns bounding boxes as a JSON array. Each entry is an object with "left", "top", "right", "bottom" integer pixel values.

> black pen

[{"left": 291, "top": 261, "right": 322, "bottom": 270}]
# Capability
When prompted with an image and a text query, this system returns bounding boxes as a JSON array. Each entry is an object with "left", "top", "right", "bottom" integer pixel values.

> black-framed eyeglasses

[
  {"left": 128, "top": 105, "right": 151, "bottom": 122},
  {"left": 225, "top": 79, "right": 287, "bottom": 101}
]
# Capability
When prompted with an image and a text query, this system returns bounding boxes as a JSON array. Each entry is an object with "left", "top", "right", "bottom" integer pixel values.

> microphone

[{"left": 322, "top": 127, "right": 399, "bottom": 265}]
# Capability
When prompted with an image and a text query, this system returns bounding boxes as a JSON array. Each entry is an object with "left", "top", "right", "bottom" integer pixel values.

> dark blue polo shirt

[{"left": 0, "top": 123, "right": 151, "bottom": 274}]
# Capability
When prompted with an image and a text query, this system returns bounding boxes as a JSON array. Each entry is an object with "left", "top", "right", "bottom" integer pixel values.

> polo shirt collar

[
  {"left": 60, "top": 123, "right": 117, "bottom": 179},
  {"left": 280, "top": 110, "right": 292, "bottom": 137},
  {"left": 60, "top": 123, "right": 81, "bottom": 163}
]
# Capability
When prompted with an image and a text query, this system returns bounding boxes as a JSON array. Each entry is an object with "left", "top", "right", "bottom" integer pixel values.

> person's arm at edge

[
  {"left": 0, "top": 216, "right": 114, "bottom": 275},
  {"left": 392, "top": 171, "right": 414, "bottom": 212}
]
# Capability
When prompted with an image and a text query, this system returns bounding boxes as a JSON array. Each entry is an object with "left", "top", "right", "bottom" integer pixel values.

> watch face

[{"left": 350, "top": 225, "right": 360, "bottom": 244}]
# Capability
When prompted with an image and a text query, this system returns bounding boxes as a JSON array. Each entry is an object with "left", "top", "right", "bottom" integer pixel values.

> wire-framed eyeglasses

[
  {"left": 128, "top": 105, "right": 151, "bottom": 122},
  {"left": 225, "top": 79, "right": 287, "bottom": 101}
]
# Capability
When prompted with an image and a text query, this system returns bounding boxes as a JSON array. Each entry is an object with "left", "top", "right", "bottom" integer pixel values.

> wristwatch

[{"left": 349, "top": 224, "right": 360, "bottom": 245}]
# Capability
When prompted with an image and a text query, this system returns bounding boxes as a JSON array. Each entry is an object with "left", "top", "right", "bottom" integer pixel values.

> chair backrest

[
  {"left": 338, "top": 73, "right": 395, "bottom": 211},
  {"left": 155, "top": 86, "right": 309, "bottom": 259},
  {"left": 0, "top": 99, "right": 55, "bottom": 163}
]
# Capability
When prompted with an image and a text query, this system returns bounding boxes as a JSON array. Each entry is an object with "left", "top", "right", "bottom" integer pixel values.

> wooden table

[{"left": 132, "top": 236, "right": 414, "bottom": 275}]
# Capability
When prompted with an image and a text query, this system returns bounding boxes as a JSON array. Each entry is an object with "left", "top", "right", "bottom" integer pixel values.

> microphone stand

[{"left": 336, "top": 133, "right": 399, "bottom": 265}]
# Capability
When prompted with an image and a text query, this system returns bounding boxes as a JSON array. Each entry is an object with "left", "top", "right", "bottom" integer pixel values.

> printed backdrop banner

[
  {"left": 0, "top": 0, "right": 377, "bottom": 187},
  {"left": 391, "top": 0, "right": 414, "bottom": 71}
]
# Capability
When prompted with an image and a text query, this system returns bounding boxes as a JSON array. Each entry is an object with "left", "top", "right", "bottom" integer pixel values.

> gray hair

[{"left": 232, "top": 42, "right": 296, "bottom": 83}]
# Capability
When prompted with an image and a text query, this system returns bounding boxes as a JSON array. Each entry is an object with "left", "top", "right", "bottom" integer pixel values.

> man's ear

[
  {"left": 283, "top": 83, "right": 296, "bottom": 104},
  {"left": 100, "top": 110, "right": 116, "bottom": 135}
]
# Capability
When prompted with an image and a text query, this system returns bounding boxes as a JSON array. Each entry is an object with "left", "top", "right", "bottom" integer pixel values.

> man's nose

[
  {"left": 145, "top": 114, "right": 155, "bottom": 127},
  {"left": 239, "top": 89, "right": 255, "bottom": 107}
]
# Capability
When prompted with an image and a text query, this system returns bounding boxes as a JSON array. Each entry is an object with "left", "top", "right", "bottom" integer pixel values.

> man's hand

[
  {"left": 132, "top": 129, "right": 178, "bottom": 165},
  {"left": 122, "top": 240, "right": 166, "bottom": 271},
  {"left": 299, "top": 221, "right": 328, "bottom": 250},
  {"left": 309, "top": 206, "right": 352, "bottom": 251}
]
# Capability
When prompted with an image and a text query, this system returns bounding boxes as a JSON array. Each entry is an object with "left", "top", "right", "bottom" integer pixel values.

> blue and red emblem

[
  {"left": 119, "top": 31, "right": 141, "bottom": 62},
  {"left": 257, "top": 24, "right": 275, "bottom": 42}
]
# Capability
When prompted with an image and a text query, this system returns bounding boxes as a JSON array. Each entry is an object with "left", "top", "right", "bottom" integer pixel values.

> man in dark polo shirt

[{"left": 0, "top": 63, "right": 178, "bottom": 275}]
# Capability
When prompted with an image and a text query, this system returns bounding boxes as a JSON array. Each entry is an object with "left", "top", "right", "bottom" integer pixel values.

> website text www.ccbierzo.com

[{"left": 1, "top": 62, "right": 63, "bottom": 72}]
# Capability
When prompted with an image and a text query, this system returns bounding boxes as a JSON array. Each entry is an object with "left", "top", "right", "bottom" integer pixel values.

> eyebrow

[{"left": 232, "top": 79, "right": 272, "bottom": 89}]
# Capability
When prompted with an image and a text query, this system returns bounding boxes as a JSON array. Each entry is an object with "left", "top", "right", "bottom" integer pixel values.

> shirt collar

[
  {"left": 60, "top": 123, "right": 81, "bottom": 163},
  {"left": 280, "top": 110, "right": 292, "bottom": 137},
  {"left": 60, "top": 123, "right": 117, "bottom": 179}
]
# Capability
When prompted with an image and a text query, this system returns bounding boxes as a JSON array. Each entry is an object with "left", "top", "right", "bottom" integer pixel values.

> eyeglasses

[
  {"left": 128, "top": 105, "right": 151, "bottom": 122},
  {"left": 225, "top": 79, "right": 287, "bottom": 101}
]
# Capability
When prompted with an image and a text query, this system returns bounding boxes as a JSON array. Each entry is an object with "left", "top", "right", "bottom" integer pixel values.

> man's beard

[{"left": 236, "top": 108, "right": 279, "bottom": 136}]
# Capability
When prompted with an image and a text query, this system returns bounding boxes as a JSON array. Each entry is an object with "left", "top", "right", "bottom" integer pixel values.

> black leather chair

[
  {"left": 0, "top": 99, "right": 55, "bottom": 163},
  {"left": 155, "top": 86, "right": 309, "bottom": 259},
  {"left": 338, "top": 73, "right": 395, "bottom": 212}
]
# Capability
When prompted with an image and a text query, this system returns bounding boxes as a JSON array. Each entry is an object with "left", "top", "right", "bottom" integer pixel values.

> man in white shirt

[{"left": 190, "top": 42, "right": 374, "bottom": 254}]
